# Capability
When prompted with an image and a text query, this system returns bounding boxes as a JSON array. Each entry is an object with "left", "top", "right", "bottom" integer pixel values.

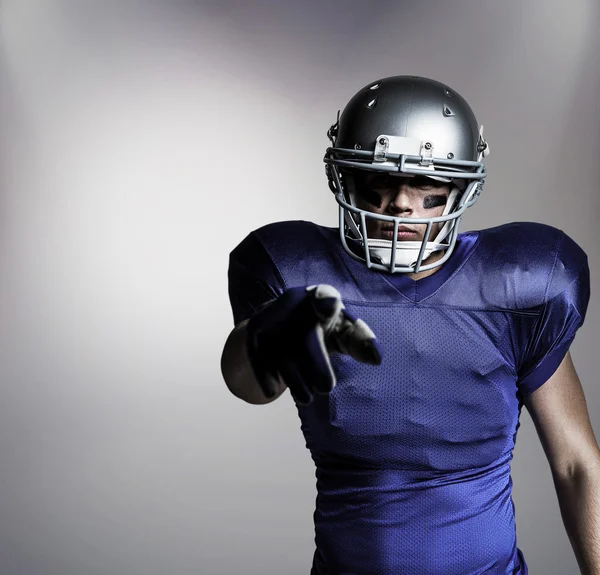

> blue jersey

[{"left": 227, "top": 221, "right": 590, "bottom": 575}]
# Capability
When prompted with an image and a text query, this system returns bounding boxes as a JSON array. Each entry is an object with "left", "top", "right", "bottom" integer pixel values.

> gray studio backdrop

[{"left": 0, "top": 1, "right": 598, "bottom": 574}]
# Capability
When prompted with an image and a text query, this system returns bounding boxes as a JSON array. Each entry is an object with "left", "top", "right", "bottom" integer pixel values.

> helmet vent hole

[
  {"left": 443, "top": 105, "right": 455, "bottom": 117},
  {"left": 366, "top": 97, "right": 378, "bottom": 109},
  {"left": 369, "top": 82, "right": 381, "bottom": 90}
]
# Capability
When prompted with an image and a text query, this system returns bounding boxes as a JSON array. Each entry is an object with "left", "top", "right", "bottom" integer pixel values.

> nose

[{"left": 386, "top": 186, "right": 414, "bottom": 215}]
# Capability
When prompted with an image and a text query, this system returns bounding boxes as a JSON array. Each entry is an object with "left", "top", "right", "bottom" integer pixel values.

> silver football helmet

[{"left": 323, "top": 76, "right": 489, "bottom": 274}]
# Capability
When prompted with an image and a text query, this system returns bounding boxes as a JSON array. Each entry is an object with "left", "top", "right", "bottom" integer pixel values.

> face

[{"left": 351, "top": 172, "right": 451, "bottom": 244}]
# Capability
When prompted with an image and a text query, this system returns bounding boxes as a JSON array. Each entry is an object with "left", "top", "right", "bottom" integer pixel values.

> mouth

[{"left": 379, "top": 226, "right": 419, "bottom": 240}]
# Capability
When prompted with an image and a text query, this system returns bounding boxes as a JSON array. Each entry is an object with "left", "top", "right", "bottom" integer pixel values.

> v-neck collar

[{"left": 375, "top": 231, "right": 481, "bottom": 302}]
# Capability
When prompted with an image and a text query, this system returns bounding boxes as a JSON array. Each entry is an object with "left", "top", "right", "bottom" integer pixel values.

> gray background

[{"left": 0, "top": 1, "right": 598, "bottom": 574}]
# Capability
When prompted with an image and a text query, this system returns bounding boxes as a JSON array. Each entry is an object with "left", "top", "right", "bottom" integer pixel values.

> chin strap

[{"left": 367, "top": 239, "right": 446, "bottom": 267}]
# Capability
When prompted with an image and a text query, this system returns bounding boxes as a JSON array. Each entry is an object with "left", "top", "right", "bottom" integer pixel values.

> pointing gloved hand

[{"left": 245, "top": 284, "right": 382, "bottom": 406}]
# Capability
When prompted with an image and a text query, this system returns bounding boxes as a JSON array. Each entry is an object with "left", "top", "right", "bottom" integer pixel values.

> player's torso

[
  {"left": 249, "top": 220, "right": 559, "bottom": 574},
  {"left": 252, "top": 220, "right": 551, "bottom": 471}
]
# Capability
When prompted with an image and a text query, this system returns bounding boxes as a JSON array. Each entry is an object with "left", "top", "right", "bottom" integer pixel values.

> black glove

[{"left": 246, "top": 284, "right": 382, "bottom": 406}]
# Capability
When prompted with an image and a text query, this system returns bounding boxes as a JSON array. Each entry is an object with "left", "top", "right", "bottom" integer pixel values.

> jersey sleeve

[
  {"left": 227, "top": 231, "right": 287, "bottom": 326},
  {"left": 516, "top": 231, "right": 590, "bottom": 397}
]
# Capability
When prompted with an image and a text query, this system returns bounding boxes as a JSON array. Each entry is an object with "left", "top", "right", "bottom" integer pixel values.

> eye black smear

[
  {"left": 423, "top": 195, "right": 447, "bottom": 209},
  {"left": 357, "top": 187, "right": 382, "bottom": 208}
]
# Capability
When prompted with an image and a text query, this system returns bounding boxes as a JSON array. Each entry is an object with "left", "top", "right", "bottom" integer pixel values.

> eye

[{"left": 356, "top": 187, "right": 383, "bottom": 208}]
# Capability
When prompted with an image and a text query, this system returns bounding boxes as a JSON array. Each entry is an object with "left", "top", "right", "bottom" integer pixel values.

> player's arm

[
  {"left": 222, "top": 284, "right": 382, "bottom": 407},
  {"left": 221, "top": 318, "right": 287, "bottom": 405},
  {"left": 516, "top": 230, "right": 597, "bottom": 573},
  {"left": 223, "top": 232, "right": 288, "bottom": 405},
  {"left": 223, "top": 233, "right": 382, "bottom": 406}
]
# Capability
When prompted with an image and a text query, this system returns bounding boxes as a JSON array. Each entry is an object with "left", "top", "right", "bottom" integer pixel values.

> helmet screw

[
  {"left": 378, "top": 137, "right": 387, "bottom": 145},
  {"left": 354, "top": 143, "right": 362, "bottom": 150},
  {"left": 424, "top": 142, "right": 432, "bottom": 150},
  {"left": 447, "top": 152, "right": 454, "bottom": 159}
]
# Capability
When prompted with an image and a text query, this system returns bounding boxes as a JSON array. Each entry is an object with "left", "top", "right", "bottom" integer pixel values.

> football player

[{"left": 221, "top": 76, "right": 598, "bottom": 575}]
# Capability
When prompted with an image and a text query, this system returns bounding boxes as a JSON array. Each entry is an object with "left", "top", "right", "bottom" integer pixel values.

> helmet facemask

[{"left": 332, "top": 167, "right": 481, "bottom": 273}]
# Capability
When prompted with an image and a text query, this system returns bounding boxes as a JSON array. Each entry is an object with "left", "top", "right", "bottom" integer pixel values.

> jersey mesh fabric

[
  {"left": 227, "top": 220, "right": 590, "bottom": 575},
  {"left": 300, "top": 303, "right": 524, "bottom": 574}
]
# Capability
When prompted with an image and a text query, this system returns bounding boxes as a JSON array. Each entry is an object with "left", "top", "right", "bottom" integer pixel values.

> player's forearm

[
  {"left": 220, "top": 319, "right": 287, "bottom": 405},
  {"left": 553, "top": 465, "right": 600, "bottom": 575}
]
